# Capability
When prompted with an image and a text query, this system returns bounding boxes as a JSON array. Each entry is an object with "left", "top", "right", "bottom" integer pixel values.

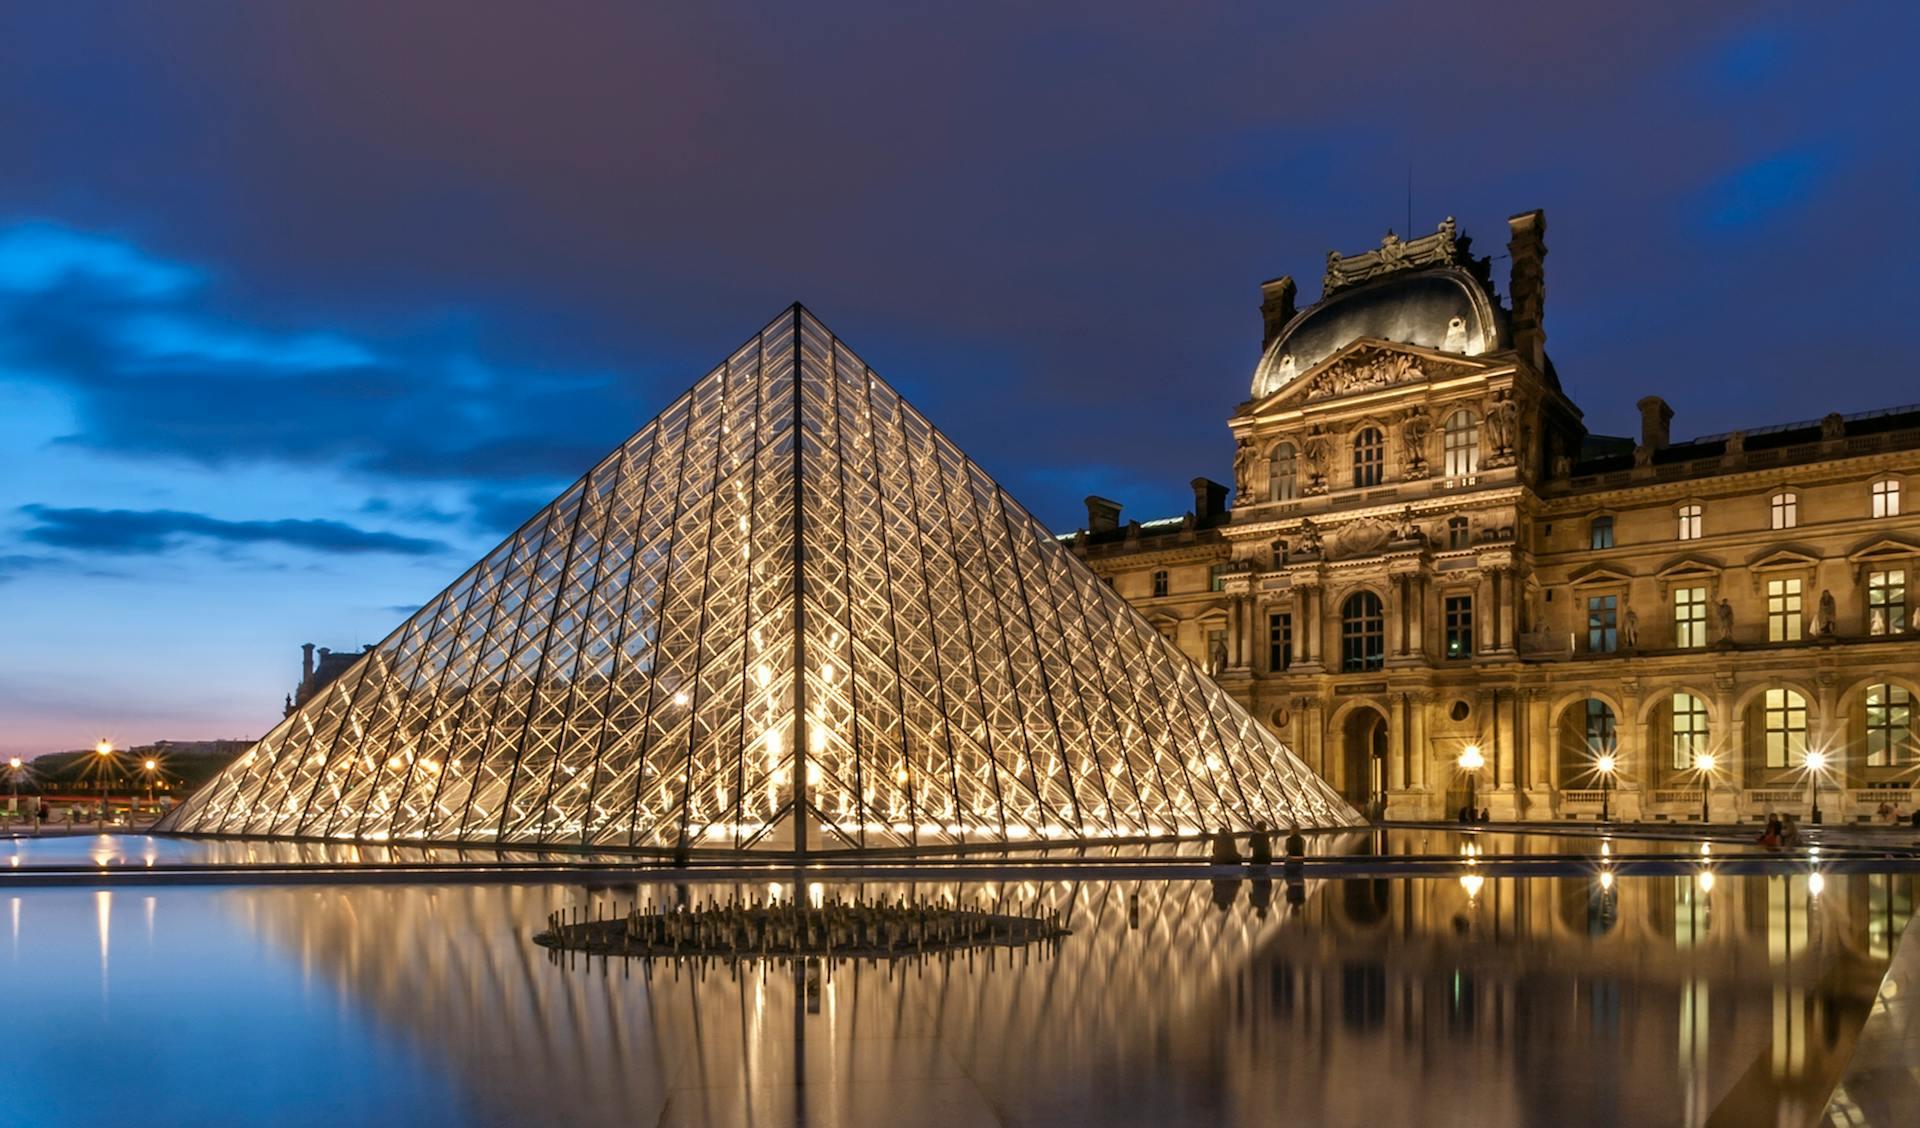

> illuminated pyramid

[{"left": 159, "top": 307, "right": 1360, "bottom": 853}]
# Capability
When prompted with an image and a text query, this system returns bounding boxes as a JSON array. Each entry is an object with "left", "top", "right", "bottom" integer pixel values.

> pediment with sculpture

[{"left": 1250, "top": 339, "right": 1491, "bottom": 410}]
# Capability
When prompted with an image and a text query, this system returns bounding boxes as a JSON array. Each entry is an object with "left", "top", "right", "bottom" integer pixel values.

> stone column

[
  {"left": 1390, "top": 693, "right": 1409, "bottom": 790},
  {"left": 1407, "top": 575, "right": 1426, "bottom": 659},
  {"left": 1410, "top": 693, "right": 1431, "bottom": 793},
  {"left": 1497, "top": 568, "right": 1517, "bottom": 652}
]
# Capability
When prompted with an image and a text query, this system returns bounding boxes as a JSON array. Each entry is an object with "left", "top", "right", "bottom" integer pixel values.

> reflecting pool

[{"left": 4, "top": 865, "right": 1910, "bottom": 1126}]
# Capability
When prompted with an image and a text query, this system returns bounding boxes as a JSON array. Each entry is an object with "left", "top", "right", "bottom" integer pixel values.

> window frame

[
  {"left": 1351, "top": 427, "right": 1386, "bottom": 489},
  {"left": 1587, "top": 593, "right": 1619, "bottom": 653},
  {"left": 1770, "top": 491, "right": 1798, "bottom": 530},
  {"left": 1268, "top": 443, "right": 1298, "bottom": 502},
  {"left": 1150, "top": 569, "right": 1169, "bottom": 598},
  {"left": 1589, "top": 515, "right": 1615, "bottom": 551},
  {"left": 1762, "top": 688, "right": 1808, "bottom": 769},
  {"left": 1442, "top": 409, "right": 1479, "bottom": 478},
  {"left": 1340, "top": 590, "right": 1386, "bottom": 673},
  {"left": 1267, "top": 611, "right": 1292, "bottom": 672},
  {"left": 1767, "top": 577, "right": 1803, "bottom": 642},
  {"left": 1671, "top": 691, "right": 1710, "bottom": 770},
  {"left": 1676, "top": 503, "right": 1703, "bottom": 541},
  {"left": 1872, "top": 478, "right": 1902, "bottom": 519},
  {"left": 1674, "top": 585, "right": 1708, "bottom": 649},
  {"left": 1867, "top": 683, "right": 1913, "bottom": 767},
  {"left": 1446, "top": 516, "right": 1470, "bottom": 550},
  {"left": 1869, "top": 568, "right": 1907, "bottom": 635},
  {"left": 1443, "top": 594, "right": 1473, "bottom": 660}
]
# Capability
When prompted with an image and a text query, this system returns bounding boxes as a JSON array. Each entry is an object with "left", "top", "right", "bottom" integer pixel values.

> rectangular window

[
  {"left": 1208, "top": 564, "right": 1227, "bottom": 593},
  {"left": 1672, "top": 692, "right": 1709, "bottom": 770},
  {"left": 1868, "top": 684, "right": 1913, "bottom": 766},
  {"left": 1763, "top": 688, "right": 1807, "bottom": 769},
  {"left": 1587, "top": 595, "right": 1618, "bottom": 654},
  {"left": 1870, "top": 569, "right": 1907, "bottom": 635},
  {"left": 1677, "top": 504, "right": 1702, "bottom": 541},
  {"left": 1151, "top": 570, "right": 1168, "bottom": 597},
  {"left": 1268, "top": 612, "right": 1292, "bottom": 671},
  {"left": 1873, "top": 479, "right": 1902, "bottom": 518},
  {"left": 1444, "top": 595, "right": 1473, "bottom": 660},
  {"left": 1770, "top": 492, "right": 1797, "bottom": 530},
  {"left": 1674, "top": 586, "right": 1708, "bottom": 649},
  {"left": 1768, "top": 578, "right": 1803, "bottom": 642},
  {"left": 1589, "top": 516, "right": 1614, "bottom": 550}
]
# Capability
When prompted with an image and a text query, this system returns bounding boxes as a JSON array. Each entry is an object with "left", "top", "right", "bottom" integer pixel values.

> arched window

[
  {"left": 1873, "top": 478, "right": 1902, "bottom": 518},
  {"left": 1867, "top": 684, "right": 1913, "bottom": 766},
  {"left": 1340, "top": 591, "right": 1385, "bottom": 672},
  {"left": 1268, "top": 443, "right": 1298, "bottom": 502},
  {"left": 1676, "top": 503, "right": 1702, "bottom": 541},
  {"left": 1585, "top": 699, "right": 1618, "bottom": 757},
  {"left": 1770, "top": 492, "right": 1798, "bottom": 530},
  {"left": 1762, "top": 689, "right": 1808, "bottom": 768},
  {"left": 1443, "top": 409, "right": 1479, "bottom": 477},
  {"left": 1447, "top": 516, "right": 1470, "bottom": 550},
  {"left": 1352, "top": 428, "right": 1385, "bottom": 488},
  {"left": 1671, "top": 692, "right": 1710, "bottom": 770}
]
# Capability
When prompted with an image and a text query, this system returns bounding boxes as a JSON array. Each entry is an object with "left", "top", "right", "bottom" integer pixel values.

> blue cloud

[
  {"left": 116, "top": 313, "right": 379, "bottom": 372},
  {"left": 18, "top": 505, "right": 448, "bottom": 556},
  {"left": 0, "top": 223, "right": 199, "bottom": 299},
  {"left": 1698, "top": 148, "right": 1831, "bottom": 231}
]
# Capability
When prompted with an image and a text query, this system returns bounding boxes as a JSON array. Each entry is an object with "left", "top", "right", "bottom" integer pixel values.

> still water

[{"left": 3, "top": 858, "right": 1910, "bottom": 1127}]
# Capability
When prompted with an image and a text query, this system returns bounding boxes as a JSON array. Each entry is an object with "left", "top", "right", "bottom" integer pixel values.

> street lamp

[
  {"left": 143, "top": 758, "right": 158, "bottom": 807},
  {"left": 6, "top": 756, "right": 19, "bottom": 823},
  {"left": 1595, "top": 753, "right": 1617, "bottom": 822},
  {"left": 1804, "top": 750, "right": 1828, "bottom": 825},
  {"left": 1458, "top": 744, "right": 1485, "bottom": 821},
  {"left": 1695, "top": 751, "right": 1717, "bottom": 825},
  {"left": 95, "top": 739, "right": 113, "bottom": 827}
]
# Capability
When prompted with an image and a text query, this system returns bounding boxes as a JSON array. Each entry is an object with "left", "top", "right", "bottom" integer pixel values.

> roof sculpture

[{"left": 158, "top": 306, "right": 1359, "bottom": 854}]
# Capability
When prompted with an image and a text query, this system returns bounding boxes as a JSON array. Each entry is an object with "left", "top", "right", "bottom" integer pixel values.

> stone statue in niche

[
  {"left": 1232, "top": 438, "right": 1253, "bottom": 500},
  {"left": 1442, "top": 315, "right": 1469, "bottom": 354},
  {"left": 1302, "top": 429, "right": 1330, "bottom": 488},
  {"left": 1552, "top": 453, "right": 1573, "bottom": 479},
  {"left": 1209, "top": 636, "right": 1229, "bottom": 674},
  {"left": 1821, "top": 413, "right": 1846, "bottom": 441},
  {"left": 1400, "top": 409, "right": 1431, "bottom": 477},
  {"left": 1484, "top": 392, "right": 1517, "bottom": 454},
  {"left": 1725, "top": 430, "right": 1746, "bottom": 455},
  {"left": 1633, "top": 444, "right": 1653, "bottom": 468},
  {"left": 1816, "top": 589, "right": 1838, "bottom": 636},
  {"left": 1395, "top": 505, "right": 1422, "bottom": 543},
  {"left": 1716, "top": 598, "right": 1735, "bottom": 643},
  {"left": 1623, "top": 604, "right": 1639, "bottom": 648}
]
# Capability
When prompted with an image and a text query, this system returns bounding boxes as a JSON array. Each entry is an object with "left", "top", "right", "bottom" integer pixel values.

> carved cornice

[{"left": 1322, "top": 217, "right": 1475, "bottom": 295}]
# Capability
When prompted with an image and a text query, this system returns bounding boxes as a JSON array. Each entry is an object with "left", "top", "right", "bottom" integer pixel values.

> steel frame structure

[{"left": 158, "top": 306, "right": 1360, "bottom": 855}]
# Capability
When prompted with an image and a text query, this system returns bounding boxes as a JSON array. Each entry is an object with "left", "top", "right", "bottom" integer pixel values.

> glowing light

[
  {"left": 1804, "top": 751, "right": 1828, "bottom": 772},
  {"left": 7, "top": 758, "right": 19, "bottom": 770},
  {"left": 1459, "top": 872, "right": 1484, "bottom": 899},
  {"left": 821, "top": 662, "right": 835, "bottom": 683},
  {"left": 1808, "top": 871, "right": 1826, "bottom": 897},
  {"left": 1696, "top": 752, "right": 1717, "bottom": 774},
  {"left": 1697, "top": 869, "right": 1716, "bottom": 893},
  {"left": 755, "top": 664, "right": 771, "bottom": 688},
  {"left": 1458, "top": 745, "right": 1485, "bottom": 771},
  {"left": 1598, "top": 869, "right": 1615, "bottom": 890},
  {"left": 1595, "top": 753, "right": 1616, "bottom": 775},
  {"left": 672, "top": 691, "right": 689, "bottom": 707},
  {"left": 95, "top": 740, "right": 113, "bottom": 758},
  {"left": 1600, "top": 840, "right": 1612, "bottom": 858}
]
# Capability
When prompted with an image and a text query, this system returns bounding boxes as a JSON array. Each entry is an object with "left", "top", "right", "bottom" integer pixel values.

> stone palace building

[{"left": 1071, "top": 210, "right": 1920, "bottom": 823}]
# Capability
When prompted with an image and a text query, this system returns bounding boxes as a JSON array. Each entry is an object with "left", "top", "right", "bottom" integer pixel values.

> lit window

[
  {"left": 1208, "top": 563, "right": 1227, "bottom": 592},
  {"left": 1869, "top": 569, "right": 1907, "bottom": 635},
  {"left": 1867, "top": 684, "right": 1913, "bottom": 766},
  {"left": 1770, "top": 492, "right": 1797, "bottom": 530},
  {"left": 1444, "top": 595, "right": 1473, "bottom": 660},
  {"left": 1151, "top": 570, "right": 1168, "bottom": 597},
  {"left": 1674, "top": 586, "right": 1708, "bottom": 649},
  {"left": 1443, "top": 410, "right": 1479, "bottom": 477},
  {"left": 1589, "top": 515, "right": 1614, "bottom": 550},
  {"left": 1677, "top": 503, "right": 1702, "bottom": 541},
  {"left": 1587, "top": 595, "right": 1618, "bottom": 653},
  {"left": 1341, "top": 591, "right": 1385, "bottom": 672},
  {"left": 1672, "top": 692, "right": 1709, "bottom": 770},
  {"left": 1268, "top": 444, "right": 1298, "bottom": 502},
  {"left": 1763, "top": 689, "right": 1808, "bottom": 769},
  {"left": 1352, "top": 428, "right": 1385, "bottom": 488},
  {"left": 1447, "top": 516, "right": 1470, "bottom": 550},
  {"left": 1873, "top": 479, "right": 1902, "bottom": 518},
  {"left": 1267, "top": 612, "right": 1292, "bottom": 671},
  {"left": 1768, "top": 577, "right": 1803, "bottom": 642}
]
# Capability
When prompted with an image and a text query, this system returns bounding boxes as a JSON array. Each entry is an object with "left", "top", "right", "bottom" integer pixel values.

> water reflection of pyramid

[{"left": 159, "top": 306, "right": 1359, "bottom": 853}]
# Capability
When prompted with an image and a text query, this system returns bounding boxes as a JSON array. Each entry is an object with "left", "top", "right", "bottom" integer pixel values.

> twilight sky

[{"left": 1, "top": 2, "right": 1916, "bottom": 756}]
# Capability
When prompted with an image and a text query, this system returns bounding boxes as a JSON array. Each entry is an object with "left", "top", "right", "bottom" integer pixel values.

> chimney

[
  {"left": 1505, "top": 209, "right": 1547, "bottom": 372},
  {"left": 301, "top": 642, "right": 316, "bottom": 685},
  {"left": 1191, "top": 477, "right": 1229, "bottom": 523},
  {"left": 1259, "top": 276, "right": 1298, "bottom": 350},
  {"left": 1637, "top": 396, "right": 1674, "bottom": 451},
  {"left": 1085, "top": 495, "right": 1122, "bottom": 534}
]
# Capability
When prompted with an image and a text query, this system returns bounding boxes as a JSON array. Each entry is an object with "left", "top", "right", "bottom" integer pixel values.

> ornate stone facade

[{"left": 1074, "top": 210, "right": 1920, "bottom": 824}]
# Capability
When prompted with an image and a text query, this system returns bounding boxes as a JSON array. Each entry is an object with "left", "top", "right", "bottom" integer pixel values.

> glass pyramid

[{"left": 158, "top": 307, "right": 1360, "bottom": 853}]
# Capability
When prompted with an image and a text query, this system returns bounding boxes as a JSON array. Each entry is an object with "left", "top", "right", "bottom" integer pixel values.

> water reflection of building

[
  {"left": 1078, "top": 212, "right": 1920, "bottom": 823},
  {"left": 237, "top": 870, "right": 1910, "bottom": 1126}
]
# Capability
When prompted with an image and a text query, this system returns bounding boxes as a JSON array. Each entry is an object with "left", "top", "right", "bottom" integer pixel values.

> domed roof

[{"left": 1251, "top": 266, "right": 1505, "bottom": 398}]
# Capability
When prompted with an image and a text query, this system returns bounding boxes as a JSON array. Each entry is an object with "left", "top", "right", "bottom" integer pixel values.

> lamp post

[
  {"left": 1596, "top": 753, "right": 1617, "bottom": 822},
  {"left": 1458, "top": 744, "right": 1485, "bottom": 821},
  {"left": 95, "top": 739, "right": 113, "bottom": 827},
  {"left": 1696, "top": 751, "right": 1717, "bottom": 825},
  {"left": 1804, "top": 750, "right": 1827, "bottom": 825},
  {"left": 6, "top": 756, "right": 19, "bottom": 823},
  {"left": 143, "top": 758, "right": 157, "bottom": 807}
]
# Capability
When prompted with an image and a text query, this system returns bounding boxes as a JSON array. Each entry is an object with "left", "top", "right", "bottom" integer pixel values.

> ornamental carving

[
  {"left": 1303, "top": 352, "right": 1425, "bottom": 401},
  {"left": 1322, "top": 217, "right": 1470, "bottom": 294},
  {"left": 1326, "top": 515, "right": 1394, "bottom": 561}
]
